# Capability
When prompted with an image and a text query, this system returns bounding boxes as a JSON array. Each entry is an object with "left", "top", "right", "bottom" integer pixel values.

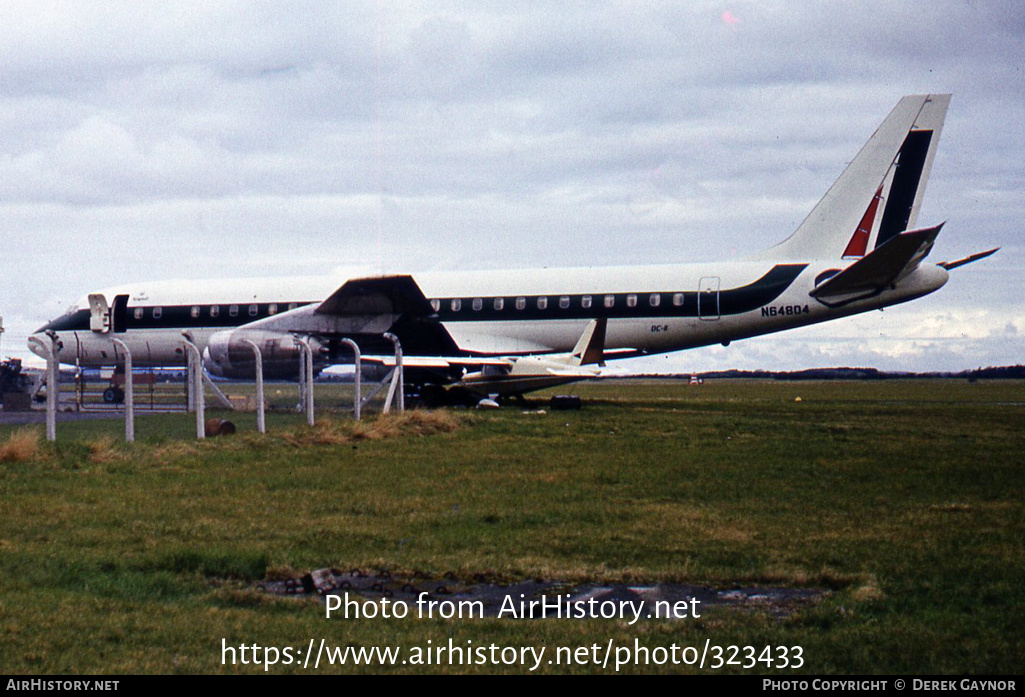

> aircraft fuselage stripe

[{"left": 41, "top": 265, "right": 806, "bottom": 334}]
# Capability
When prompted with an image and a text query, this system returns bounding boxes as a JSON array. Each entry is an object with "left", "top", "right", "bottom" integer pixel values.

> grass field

[{"left": 1, "top": 379, "right": 1023, "bottom": 674}]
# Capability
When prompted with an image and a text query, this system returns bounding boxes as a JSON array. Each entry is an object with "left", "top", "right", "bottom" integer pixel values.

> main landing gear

[{"left": 103, "top": 386, "right": 126, "bottom": 404}]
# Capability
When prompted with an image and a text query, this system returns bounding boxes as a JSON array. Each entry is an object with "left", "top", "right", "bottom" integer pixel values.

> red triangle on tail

[{"left": 843, "top": 186, "right": 884, "bottom": 258}]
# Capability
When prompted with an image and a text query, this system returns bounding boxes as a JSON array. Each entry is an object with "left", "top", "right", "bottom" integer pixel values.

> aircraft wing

[
  {"left": 232, "top": 279, "right": 623, "bottom": 396},
  {"left": 315, "top": 275, "right": 435, "bottom": 317},
  {"left": 810, "top": 223, "right": 943, "bottom": 306},
  {"left": 363, "top": 355, "right": 514, "bottom": 369},
  {"left": 365, "top": 347, "right": 646, "bottom": 369},
  {"left": 361, "top": 319, "right": 612, "bottom": 398},
  {"left": 239, "top": 274, "right": 447, "bottom": 340}
]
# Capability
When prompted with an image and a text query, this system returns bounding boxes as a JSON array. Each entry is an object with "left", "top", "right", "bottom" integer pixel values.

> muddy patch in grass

[{"left": 259, "top": 568, "right": 826, "bottom": 620}]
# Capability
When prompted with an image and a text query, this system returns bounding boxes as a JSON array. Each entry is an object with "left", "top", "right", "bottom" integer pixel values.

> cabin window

[
  {"left": 249, "top": 304, "right": 258, "bottom": 317},
  {"left": 450, "top": 299, "right": 461, "bottom": 312},
  {"left": 604, "top": 294, "right": 615, "bottom": 308},
  {"left": 516, "top": 297, "right": 526, "bottom": 310},
  {"left": 472, "top": 298, "right": 483, "bottom": 311},
  {"left": 493, "top": 297, "right": 504, "bottom": 311},
  {"left": 210, "top": 305, "right": 220, "bottom": 317},
  {"left": 581, "top": 295, "right": 592, "bottom": 309},
  {"left": 627, "top": 294, "right": 637, "bottom": 308},
  {"left": 537, "top": 296, "right": 548, "bottom": 310},
  {"left": 559, "top": 296, "right": 570, "bottom": 309},
  {"left": 229, "top": 304, "right": 239, "bottom": 317},
  {"left": 190, "top": 306, "right": 200, "bottom": 318},
  {"left": 672, "top": 293, "right": 684, "bottom": 307},
  {"left": 288, "top": 303, "right": 297, "bottom": 311},
  {"left": 430, "top": 299, "right": 441, "bottom": 312},
  {"left": 268, "top": 303, "right": 278, "bottom": 315},
  {"left": 152, "top": 307, "right": 162, "bottom": 319},
  {"left": 133, "top": 308, "right": 144, "bottom": 320},
  {"left": 649, "top": 293, "right": 661, "bottom": 307}
]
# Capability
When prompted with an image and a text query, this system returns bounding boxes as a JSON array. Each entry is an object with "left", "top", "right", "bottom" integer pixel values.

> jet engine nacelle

[{"left": 203, "top": 329, "right": 326, "bottom": 380}]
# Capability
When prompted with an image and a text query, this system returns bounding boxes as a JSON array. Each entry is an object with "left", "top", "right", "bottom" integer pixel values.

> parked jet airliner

[{"left": 32, "top": 94, "right": 996, "bottom": 402}]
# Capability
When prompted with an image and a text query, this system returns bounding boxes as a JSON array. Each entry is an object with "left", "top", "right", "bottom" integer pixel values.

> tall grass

[
  {"left": 279, "top": 410, "right": 464, "bottom": 446},
  {"left": 0, "top": 428, "right": 40, "bottom": 462}
]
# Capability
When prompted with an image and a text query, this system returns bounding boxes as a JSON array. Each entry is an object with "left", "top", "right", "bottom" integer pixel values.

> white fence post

[
  {"left": 382, "top": 333, "right": 404, "bottom": 414},
  {"left": 242, "top": 339, "right": 265, "bottom": 433},
  {"left": 27, "top": 335, "right": 57, "bottom": 441},
  {"left": 111, "top": 338, "right": 134, "bottom": 442},
  {"left": 181, "top": 332, "right": 205, "bottom": 439},
  {"left": 295, "top": 336, "right": 314, "bottom": 426},
  {"left": 341, "top": 338, "right": 361, "bottom": 421}
]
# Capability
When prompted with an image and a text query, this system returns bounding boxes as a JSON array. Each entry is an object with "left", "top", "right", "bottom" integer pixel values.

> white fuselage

[{"left": 34, "top": 259, "right": 949, "bottom": 370}]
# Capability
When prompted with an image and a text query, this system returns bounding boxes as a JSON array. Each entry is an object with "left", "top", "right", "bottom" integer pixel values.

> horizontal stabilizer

[
  {"left": 938, "top": 248, "right": 999, "bottom": 270},
  {"left": 810, "top": 223, "right": 943, "bottom": 305}
]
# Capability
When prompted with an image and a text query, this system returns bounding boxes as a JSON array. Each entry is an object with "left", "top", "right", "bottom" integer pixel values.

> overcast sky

[{"left": 1, "top": 1, "right": 1022, "bottom": 373}]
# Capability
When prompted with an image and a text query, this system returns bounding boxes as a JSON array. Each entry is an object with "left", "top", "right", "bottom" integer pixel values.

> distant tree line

[{"left": 638, "top": 366, "right": 1025, "bottom": 381}]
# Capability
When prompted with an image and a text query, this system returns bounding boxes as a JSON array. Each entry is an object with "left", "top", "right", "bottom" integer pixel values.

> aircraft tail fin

[
  {"left": 752, "top": 94, "right": 950, "bottom": 261},
  {"left": 570, "top": 318, "right": 607, "bottom": 366}
]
